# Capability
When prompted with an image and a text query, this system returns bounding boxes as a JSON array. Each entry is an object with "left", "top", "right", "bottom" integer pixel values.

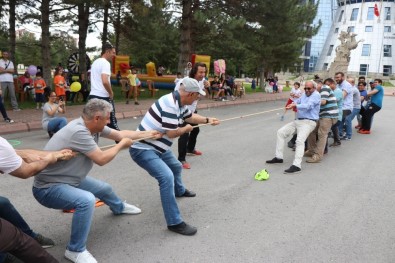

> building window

[
  {"left": 362, "top": 44, "right": 371, "bottom": 56},
  {"left": 334, "top": 28, "right": 339, "bottom": 33},
  {"left": 385, "top": 7, "right": 391, "bottom": 20},
  {"left": 367, "top": 7, "right": 374, "bottom": 20},
  {"left": 350, "top": 8, "right": 359, "bottom": 21},
  {"left": 323, "top": 63, "right": 328, "bottom": 70},
  {"left": 383, "top": 65, "right": 392, "bottom": 76},
  {"left": 384, "top": 45, "right": 392, "bottom": 57},
  {"left": 338, "top": 10, "right": 344, "bottom": 22},
  {"left": 384, "top": 26, "right": 391, "bottom": 32},
  {"left": 347, "top": 26, "right": 355, "bottom": 33},
  {"left": 365, "top": 26, "right": 373, "bottom": 32},
  {"left": 359, "top": 64, "right": 369, "bottom": 76},
  {"left": 327, "top": 45, "right": 334, "bottom": 56}
]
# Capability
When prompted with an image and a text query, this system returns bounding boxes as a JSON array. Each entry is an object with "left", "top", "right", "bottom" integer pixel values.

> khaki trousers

[{"left": 307, "top": 118, "right": 338, "bottom": 159}]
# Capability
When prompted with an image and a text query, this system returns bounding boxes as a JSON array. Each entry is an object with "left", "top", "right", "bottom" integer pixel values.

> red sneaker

[
  {"left": 182, "top": 162, "right": 191, "bottom": 169},
  {"left": 359, "top": 130, "right": 371, "bottom": 134},
  {"left": 187, "top": 150, "right": 202, "bottom": 156}
]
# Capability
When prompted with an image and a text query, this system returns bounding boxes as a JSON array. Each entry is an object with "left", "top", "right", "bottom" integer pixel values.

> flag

[{"left": 374, "top": 3, "right": 380, "bottom": 17}]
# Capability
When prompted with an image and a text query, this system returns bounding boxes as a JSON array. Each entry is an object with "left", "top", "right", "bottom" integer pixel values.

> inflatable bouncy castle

[{"left": 112, "top": 55, "right": 130, "bottom": 77}]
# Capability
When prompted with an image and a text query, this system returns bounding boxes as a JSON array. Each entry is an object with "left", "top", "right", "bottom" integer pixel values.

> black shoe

[
  {"left": 266, "top": 157, "right": 283, "bottom": 164},
  {"left": 178, "top": 189, "right": 196, "bottom": 197},
  {"left": 329, "top": 141, "right": 341, "bottom": 147},
  {"left": 48, "top": 131, "right": 54, "bottom": 138},
  {"left": 34, "top": 233, "right": 55, "bottom": 248},
  {"left": 134, "top": 101, "right": 140, "bottom": 105},
  {"left": 284, "top": 165, "right": 301, "bottom": 174},
  {"left": 168, "top": 222, "right": 197, "bottom": 236}
]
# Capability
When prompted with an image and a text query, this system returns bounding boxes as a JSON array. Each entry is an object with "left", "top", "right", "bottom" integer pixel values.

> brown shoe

[
  {"left": 304, "top": 150, "right": 314, "bottom": 157},
  {"left": 306, "top": 154, "right": 321, "bottom": 163}
]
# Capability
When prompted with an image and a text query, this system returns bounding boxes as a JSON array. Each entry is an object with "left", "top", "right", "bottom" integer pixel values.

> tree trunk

[
  {"left": 114, "top": 1, "right": 121, "bottom": 54},
  {"left": 177, "top": 0, "right": 193, "bottom": 74},
  {"left": 40, "top": 0, "right": 52, "bottom": 86},
  {"left": 9, "top": 0, "right": 16, "bottom": 74},
  {"left": 101, "top": 0, "right": 110, "bottom": 51},
  {"left": 78, "top": 3, "right": 90, "bottom": 75}
]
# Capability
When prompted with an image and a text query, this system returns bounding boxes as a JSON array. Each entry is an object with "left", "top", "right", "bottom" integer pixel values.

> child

[
  {"left": 34, "top": 72, "right": 47, "bottom": 110},
  {"left": 281, "top": 81, "right": 301, "bottom": 121},
  {"left": 174, "top": 72, "right": 183, "bottom": 86},
  {"left": 126, "top": 69, "right": 139, "bottom": 105}
]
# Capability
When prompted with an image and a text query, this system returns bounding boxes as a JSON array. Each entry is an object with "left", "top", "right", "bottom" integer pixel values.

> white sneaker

[
  {"left": 65, "top": 249, "right": 97, "bottom": 263},
  {"left": 122, "top": 201, "right": 141, "bottom": 214}
]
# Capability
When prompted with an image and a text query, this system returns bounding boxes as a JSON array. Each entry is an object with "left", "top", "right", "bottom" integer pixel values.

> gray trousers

[{"left": 1, "top": 81, "right": 19, "bottom": 109}]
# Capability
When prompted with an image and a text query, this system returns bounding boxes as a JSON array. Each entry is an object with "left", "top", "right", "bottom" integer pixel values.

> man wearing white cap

[{"left": 130, "top": 77, "right": 220, "bottom": 236}]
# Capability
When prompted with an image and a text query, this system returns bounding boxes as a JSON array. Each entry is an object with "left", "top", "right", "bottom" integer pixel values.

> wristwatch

[{"left": 206, "top": 117, "right": 209, "bottom": 124}]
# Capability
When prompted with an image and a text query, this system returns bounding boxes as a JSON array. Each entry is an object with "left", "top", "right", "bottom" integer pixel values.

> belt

[{"left": 297, "top": 118, "right": 317, "bottom": 121}]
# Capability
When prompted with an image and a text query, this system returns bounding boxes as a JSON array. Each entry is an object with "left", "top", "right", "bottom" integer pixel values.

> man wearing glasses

[
  {"left": 266, "top": 81, "right": 321, "bottom": 174},
  {"left": 130, "top": 77, "right": 220, "bottom": 236}
]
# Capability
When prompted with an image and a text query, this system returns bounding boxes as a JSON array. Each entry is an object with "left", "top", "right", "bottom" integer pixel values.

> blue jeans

[
  {"left": 33, "top": 177, "right": 124, "bottom": 252},
  {"left": 47, "top": 117, "right": 67, "bottom": 133},
  {"left": 339, "top": 109, "right": 352, "bottom": 139},
  {"left": 130, "top": 148, "right": 185, "bottom": 226}
]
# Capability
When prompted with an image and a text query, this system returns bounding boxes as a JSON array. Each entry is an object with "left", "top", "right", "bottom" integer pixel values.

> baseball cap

[
  {"left": 181, "top": 77, "right": 206, "bottom": 96},
  {"left": 369, "top": 80, "right": 374, "bottom": 84}
]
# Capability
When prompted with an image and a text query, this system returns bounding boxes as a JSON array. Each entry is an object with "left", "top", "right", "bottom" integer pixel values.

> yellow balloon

[{"left": 70, "top": 82, "right": 81, "bottom": 92}]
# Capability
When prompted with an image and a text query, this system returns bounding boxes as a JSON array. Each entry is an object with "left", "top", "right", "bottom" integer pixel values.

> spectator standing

[
  {"left": 42, "top": 92, "right": 67, "bottom": 138},
  {"left": 184, "top": 62, "right": 192, "bottom": 77},
  {"left": 34, "top": 72, "right": 47, "bottom": 110},
  {"left": 0, "top": 50, "right": 20, "bottom": 111},
  {"left": 53, "top": 67, "right": 67, "bottom": 101},
  {"left": 126, "top": 68, "right": 139, "bottom": 105},
  {"left": 88, "top": 43, "right": 120, "bottom": 131},
  {"left": 0, "top": 83, "right": 14, "bottom": 123}
]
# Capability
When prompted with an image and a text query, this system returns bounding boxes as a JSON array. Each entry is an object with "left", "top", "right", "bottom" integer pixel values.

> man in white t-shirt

[
  {"left": 0, "top": 50, "right": 20, "bottom": 111},
  {"left": 0, "top": 136, "right": 73, "bottom": 262},
  {"left": 88, "top": 43, "right": 119, "bottom": 130}
]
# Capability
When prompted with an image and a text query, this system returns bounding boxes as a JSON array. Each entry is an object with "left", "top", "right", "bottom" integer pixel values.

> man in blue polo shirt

[
  {"left": 130, "top": 77, "right": 220, "bottom": 235},
  {"left": 358, "top": 78, "right": 384, "bottom": 134},
  {"left": 266, "top": 80, "right": 321, "bottom": 174}
]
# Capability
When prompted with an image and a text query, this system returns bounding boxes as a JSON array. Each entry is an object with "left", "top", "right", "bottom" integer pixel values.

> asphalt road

[{"left": 1, "top": 97, "right": 395, "bottom": 263}]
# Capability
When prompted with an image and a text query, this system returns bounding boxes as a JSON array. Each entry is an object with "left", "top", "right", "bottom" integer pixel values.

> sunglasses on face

[{"left": 304, "top": 88, "right": 312, "bottom": 91}]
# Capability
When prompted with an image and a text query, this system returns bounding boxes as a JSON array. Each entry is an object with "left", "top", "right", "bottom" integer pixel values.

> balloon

[
  {"left": 27, "top": 65, "right": 37, "bottom": 76},
  {"left": 70, "top": 82, "right": 81, "bottom": 92}
]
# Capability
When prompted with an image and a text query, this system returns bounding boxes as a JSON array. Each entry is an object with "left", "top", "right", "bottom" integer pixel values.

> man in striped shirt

[
  {"left": 306, "top": 79, "right": 339, "bottom": 163},
  {"left": 130, "top": 77, "right": 220, "bottom": 236}
]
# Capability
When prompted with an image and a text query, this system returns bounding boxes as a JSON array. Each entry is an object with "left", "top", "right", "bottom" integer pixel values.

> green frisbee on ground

[{"left": 254, "top": 169, "right": 270, "bottom": 181}]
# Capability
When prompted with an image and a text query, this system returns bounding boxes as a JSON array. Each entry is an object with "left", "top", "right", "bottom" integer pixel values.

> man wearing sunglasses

[{"left": 266, "top": 81, "right": 321, "bottom": 174}]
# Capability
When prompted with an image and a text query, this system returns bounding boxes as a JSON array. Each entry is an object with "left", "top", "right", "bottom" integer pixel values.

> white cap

[{"left": 181, "top": 77, "right": 206, "bottom": 96}]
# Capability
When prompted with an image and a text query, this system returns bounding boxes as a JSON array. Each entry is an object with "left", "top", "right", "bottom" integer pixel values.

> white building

[{"left": 316, "top": 0, "right": 395, "bottom": 77}]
